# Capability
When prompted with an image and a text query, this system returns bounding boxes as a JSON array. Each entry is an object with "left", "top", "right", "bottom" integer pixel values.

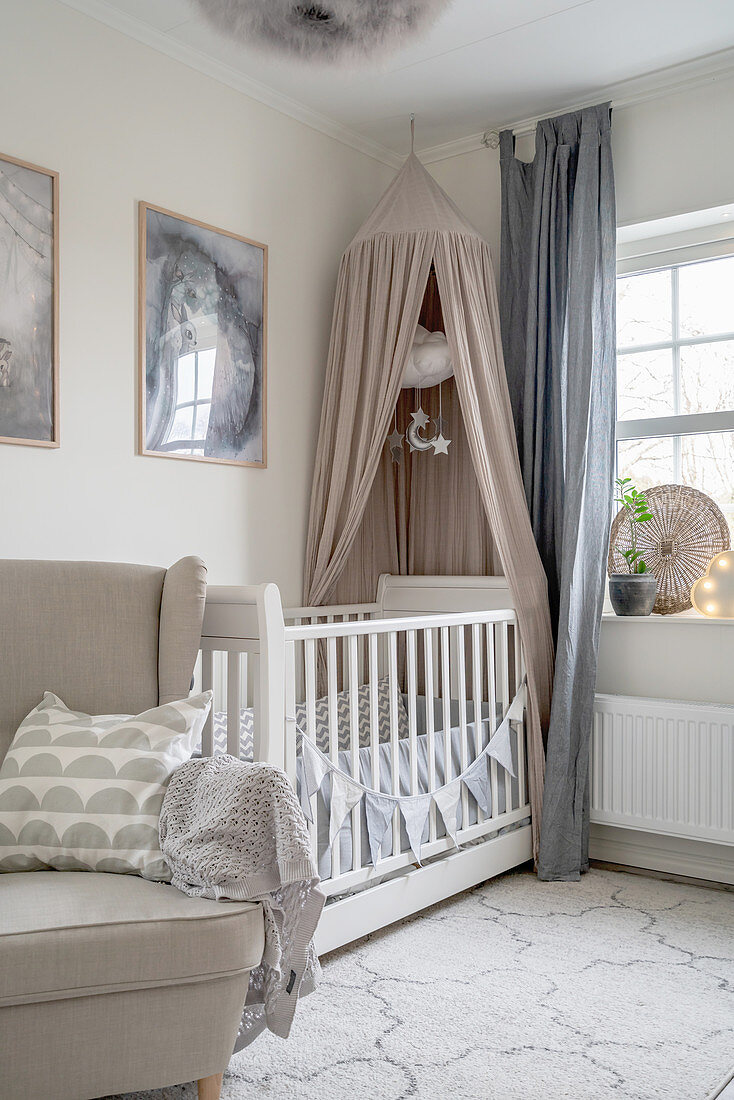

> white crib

[{"left": 196, "top": 575, "right": 532, "bottom": 954}]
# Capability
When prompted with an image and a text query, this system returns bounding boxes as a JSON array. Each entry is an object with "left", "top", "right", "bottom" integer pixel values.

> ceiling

[{"left": 61, "top": 0, "right": 734, "bottom": 164}]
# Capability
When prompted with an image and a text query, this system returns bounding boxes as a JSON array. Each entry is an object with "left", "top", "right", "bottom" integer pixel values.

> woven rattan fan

[{"left": 608, "top": 484, "right": 731, "bottom": 615}]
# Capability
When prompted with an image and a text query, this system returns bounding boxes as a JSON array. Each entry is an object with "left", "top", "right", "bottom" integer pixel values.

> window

[
  {"left": 159, "top": 347, "right": 216, "bottom": 456},
  {"left": 616, "top": 253, "right": 734, "bottom": 534}
]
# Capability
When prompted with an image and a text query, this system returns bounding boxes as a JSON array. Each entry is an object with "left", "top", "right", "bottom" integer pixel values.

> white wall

[{"left": 0, "top": 0, "right": 392, "bottom": 602}]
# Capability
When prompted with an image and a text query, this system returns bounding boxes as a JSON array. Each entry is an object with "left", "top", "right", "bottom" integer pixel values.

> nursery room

[{"left": 1, "top": 1, "right": 733, "bottom": 1098}]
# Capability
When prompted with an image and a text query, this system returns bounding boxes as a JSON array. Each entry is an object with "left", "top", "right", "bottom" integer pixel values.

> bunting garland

[{"left": 295, "top": 679, "right": 526, "bottom": 866}]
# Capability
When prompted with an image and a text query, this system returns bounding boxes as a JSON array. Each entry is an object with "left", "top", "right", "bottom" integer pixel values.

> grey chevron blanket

[{"left": 159, "top": 754, "right": 325, "bottom": 1050}]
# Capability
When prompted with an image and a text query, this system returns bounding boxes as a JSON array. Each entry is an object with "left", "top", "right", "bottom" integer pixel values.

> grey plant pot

[{"left": 609, "top": 573, "right": 658, "bottom": 616}]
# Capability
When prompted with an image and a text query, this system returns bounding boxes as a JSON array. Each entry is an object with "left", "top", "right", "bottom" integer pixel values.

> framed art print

[
  {"left": 139, "top": 202, "right": 267, "bottom": 467},
  {"left": 0, "top": 152, "right": 59, "bottom": 447}
]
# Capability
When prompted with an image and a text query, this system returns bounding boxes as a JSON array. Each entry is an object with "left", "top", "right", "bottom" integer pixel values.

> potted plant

[{"left": 608, "top": 477, "right": 658, "bottom": 616}]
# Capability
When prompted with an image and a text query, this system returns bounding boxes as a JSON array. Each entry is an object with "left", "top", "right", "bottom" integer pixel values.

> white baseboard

[
  {"left": 315, "top": 825, "right": 533, "bottom": 955},
  {"left": 590, "top": 823, "right": 734, "bottom": 886}
]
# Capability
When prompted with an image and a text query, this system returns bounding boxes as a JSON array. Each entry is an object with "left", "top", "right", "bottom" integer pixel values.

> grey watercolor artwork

[
  {"left": 0, "top": 156, "right": 56, "bottom": 445},
  {"left": 142, "top": 205, "right": 266, "bottom": 467}
]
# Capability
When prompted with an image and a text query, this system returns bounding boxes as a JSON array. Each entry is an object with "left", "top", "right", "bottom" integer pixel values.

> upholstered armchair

[{"left": 0, "top": 558, "right": 264, "bottom": 1100}]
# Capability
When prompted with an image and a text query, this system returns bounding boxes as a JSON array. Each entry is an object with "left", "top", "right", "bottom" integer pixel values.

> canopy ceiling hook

[{"left": 410, "top": 113, "right": 415, "bottom": 153}]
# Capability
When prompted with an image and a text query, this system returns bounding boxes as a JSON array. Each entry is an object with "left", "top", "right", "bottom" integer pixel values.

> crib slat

[
  {"left": 325, "top": 635, "right": 340, "bottom": 880},
  {"left": 327, "top": 636, "right": 339, "bottom": 761},
  {"left": 388, "top": 631, "right": 401, "bottom": 855},
  {"left": 226, "top": 651, "right": 240, "bottom": 758},
  {"left": 514, "top": 623, "right": 527, "bottom": 808},
  {"left": 284, "top": 641, "right": 301, "bottom": 818},
  {"left": 240, "top": 652, "right": 248, "bottom": 711},
  {"left": 497, "top": 620, "right": 511, "bottom": 812},
  {"left": 406, "top": 629, "right": 418, "bottom": 795},
  {"left": 441, "top": 627, "right": 451, "bottom": 785},
  {"left": 455, "top": 626, "right": 469, "bottom": 828},
  {"left": 471, "top": 622, "right": 484, "bottom": 824},
  {"left": 201, "top": 649, "right": 213, "bottom": 757},
  {"left": 368, "top": 633, "right": 380, "bottom": 793},
  {"left": 348, "top": 634, "right": 362, "bottom": 871},
  {"left": 487, "top": 625, "right": 499, "bottom": 820},
  {"left": 423, "top": 628, "right": 437, "bottom": 841}
]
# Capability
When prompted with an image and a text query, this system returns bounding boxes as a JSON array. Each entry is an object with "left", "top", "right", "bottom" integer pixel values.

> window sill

[{"left": 602, "top": 610, "right": 734, "bottom": 626}]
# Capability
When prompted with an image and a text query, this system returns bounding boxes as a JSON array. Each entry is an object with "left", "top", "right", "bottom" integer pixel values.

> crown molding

[
  {"left": 55, "top": 1, "right": 734, "bottom": 171},
  {"left": 420, "top": 46, "right": 734, "bottom": 163},
  {"left": 56, "top": 0, "right": 403, "bottom": 168}
]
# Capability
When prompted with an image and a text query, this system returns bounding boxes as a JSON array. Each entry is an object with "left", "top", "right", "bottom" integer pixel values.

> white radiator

[{"left": 590, "top": 694, "right": 734, "bottom": 846}]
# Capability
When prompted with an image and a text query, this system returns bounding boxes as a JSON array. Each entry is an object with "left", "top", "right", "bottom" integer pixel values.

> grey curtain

[{"left": 499, "top": 104, "right": 616, "bottom": 880}]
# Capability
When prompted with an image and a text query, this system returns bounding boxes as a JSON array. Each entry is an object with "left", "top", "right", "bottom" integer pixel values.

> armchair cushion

[{"left": 0, "top": 871, "right": 264, "bottom": 1008}]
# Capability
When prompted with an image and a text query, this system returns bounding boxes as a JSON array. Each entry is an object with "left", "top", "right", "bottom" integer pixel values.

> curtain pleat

[{"left": 499, "top": 104, "right": 617, "bottom": 880}]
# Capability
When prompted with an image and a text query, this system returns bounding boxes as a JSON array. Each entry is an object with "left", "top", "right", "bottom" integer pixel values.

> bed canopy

[{"left": 303, "top": 151, "right": 554, "bottom": 855}]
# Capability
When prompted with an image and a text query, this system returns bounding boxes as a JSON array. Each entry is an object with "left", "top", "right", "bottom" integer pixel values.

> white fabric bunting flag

[
  {"left": 329, "top": 770, "right": 363, "bottom": 845},
  {"left": 301, "top": 737, "right": 330, "bottom": 798},
  {"left": 462, "top": 754, "right": 492, "bottom": 817},
  {"left": 399, "top": 794, "right": 432, "bottom": 863},
  {"left": 364, "top": 791, "right": 396, "bottom": 866},
  {"left": 487, "top": 718, "right": 516, "bottom": 778},
  {"left": 506, "top": 680, "right": 526, "bottom": 722},
  {"left": 433, "top": 778, "right": 463, "bottom": 847}
]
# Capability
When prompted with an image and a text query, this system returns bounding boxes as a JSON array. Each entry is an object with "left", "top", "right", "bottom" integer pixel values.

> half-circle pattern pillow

[{"left": 0, "top": 691, "right": 211, "bottom": 880}]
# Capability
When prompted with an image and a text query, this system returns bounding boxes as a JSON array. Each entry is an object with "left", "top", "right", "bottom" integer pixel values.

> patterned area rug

[{"left": 110, "top": 868, "right": 734, "bottom": 1100}]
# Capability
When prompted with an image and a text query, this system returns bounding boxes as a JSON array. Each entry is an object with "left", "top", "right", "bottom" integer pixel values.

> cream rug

[{"left": 110, "top": 868, "right": 734, "bottom": 1100}]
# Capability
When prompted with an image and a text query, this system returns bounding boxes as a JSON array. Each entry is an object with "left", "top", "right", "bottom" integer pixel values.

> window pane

[
  {"left": 197, "top": 348, "right": 216, "bottom": 399},
  {"left": 616, "top": 436, "right": 675, "bottom": 491},
  {"left": 617, "top": 269, "right": 672, "bottom": 348},
  {"left": 166, "top": 406, "right": 194, "bottom": 444},
  {"left": 679, "top": 340, "right": 734, "bottom": 414},
  {"left": 616, "top": 349, "right": 675, "bottom": 420},
  {"left": 194, "top": 401, "right": 211, "bottom": 440},
  {"left": 175, "top": 353, "right": 196, "bottom": 404},
  {"left": 681, "top": 431, "right": 734, "bottom": 534},
  {"left": 678, "top": 255, "right": 734, "bottom": 339}
]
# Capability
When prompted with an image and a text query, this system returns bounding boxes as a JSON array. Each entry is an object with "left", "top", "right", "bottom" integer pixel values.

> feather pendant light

[{"left": 193, "top": 0, "right": 451, "bottom": 63}]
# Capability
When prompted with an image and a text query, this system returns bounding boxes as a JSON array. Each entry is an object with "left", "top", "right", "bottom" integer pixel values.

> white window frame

[
  {"left": 160, "top": 346, "right": 215, "bottom": 455},
  {"left": 616, "top": 215, "right": 734, "bottom": 470}
]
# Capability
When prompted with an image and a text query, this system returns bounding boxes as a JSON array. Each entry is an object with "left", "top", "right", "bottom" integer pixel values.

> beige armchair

[{"left": 0, "top": 559, "right": 264, "bottom": 1100}]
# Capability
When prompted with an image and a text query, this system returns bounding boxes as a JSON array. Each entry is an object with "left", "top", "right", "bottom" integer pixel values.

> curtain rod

[{"left": 480, "top": 51, "right": 734, "bottom": 150}]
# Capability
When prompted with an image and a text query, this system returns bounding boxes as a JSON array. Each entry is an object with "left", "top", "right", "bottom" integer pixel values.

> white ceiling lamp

[{"left": 192, "top": 0, "right": 451, "bottom": 63}]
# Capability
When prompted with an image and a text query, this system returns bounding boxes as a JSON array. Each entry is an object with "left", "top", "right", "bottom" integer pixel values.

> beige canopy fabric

[{"left": 303, "top": 154, "right": 554, "bottom": 858}]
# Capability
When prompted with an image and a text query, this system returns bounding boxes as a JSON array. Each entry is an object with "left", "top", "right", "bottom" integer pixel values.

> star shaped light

[
  {"left": 410, "top": 406, "right": 430, "bottom": 430},
  {"left": 432, "top": 433, "right": 451, "bottom": 456}
]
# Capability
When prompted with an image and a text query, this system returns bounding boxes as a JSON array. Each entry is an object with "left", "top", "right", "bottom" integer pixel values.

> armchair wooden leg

[{"left": 197, "top": 1072, "right": 223, "bottom": 1100}]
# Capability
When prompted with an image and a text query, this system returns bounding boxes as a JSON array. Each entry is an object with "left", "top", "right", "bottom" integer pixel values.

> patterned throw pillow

[
  {"left": 295, "top": 677, "right": 409, "bottom": 753},
  {"left": 0, "top": 691, "right": 211, "bottom": 880}
]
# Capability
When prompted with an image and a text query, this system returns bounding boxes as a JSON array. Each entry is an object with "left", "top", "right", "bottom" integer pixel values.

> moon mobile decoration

[
  {"left": 406, "top": 406, "right": 435, "bottom": 452},
  {"left": 390, "top": 325, "right": 453, "bottom": 460}
]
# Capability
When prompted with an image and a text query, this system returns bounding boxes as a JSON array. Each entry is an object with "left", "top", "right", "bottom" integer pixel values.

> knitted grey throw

[{"left": 159, "top": 754, "right": 325, "bottom": 1050}]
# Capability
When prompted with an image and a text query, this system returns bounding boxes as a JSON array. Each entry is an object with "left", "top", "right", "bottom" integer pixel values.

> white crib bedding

[{"left": 203, "top": 699, "right": 526, "bottom": 882}]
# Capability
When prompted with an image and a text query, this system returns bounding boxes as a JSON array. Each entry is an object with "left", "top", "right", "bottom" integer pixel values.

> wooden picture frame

[
  {"left": 0, "top": 152, "right": 59, "bottom": 448},
  {"left": 138, "top": 201, "right": 267, "bottom": 468}
]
